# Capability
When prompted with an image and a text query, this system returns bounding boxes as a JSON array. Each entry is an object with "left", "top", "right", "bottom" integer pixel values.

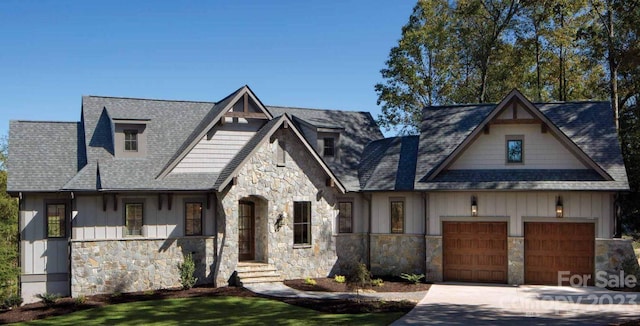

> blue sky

[{"left": 0, "top": 1, "right": 415, "bottom": 138}]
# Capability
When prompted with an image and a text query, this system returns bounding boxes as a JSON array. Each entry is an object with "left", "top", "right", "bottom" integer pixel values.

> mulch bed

[
  {"left": 284, "top": 276, "right": 431, "bottom": 293},
  {"left": 0, "top": 279, "right": 422, "bottom": 324}
]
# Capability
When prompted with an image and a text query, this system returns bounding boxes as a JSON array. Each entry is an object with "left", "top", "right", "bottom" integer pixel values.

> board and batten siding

[
  {"left": 336, "top": 194, "right": 368, "bottom": 234},
  {"left": 171, "top": 122, "right": 262, "bottom": 173},
  {"left": 428, "top": 191, "right": 613, "bottom": 238},
  {"left": 20, "top": 194, "right": 71, "bottom": 303},
  {"left": 371, "top": 192, "right": 424, "bottom": 234},
  {"left": 72, "top": 194, "right": 215, "bottom": 241},
  {"left": 20, "top": 194, "right": 69, "bottom": 275},
  {"left": 450, "top": 124, "right": 587, "bottom": 170}
]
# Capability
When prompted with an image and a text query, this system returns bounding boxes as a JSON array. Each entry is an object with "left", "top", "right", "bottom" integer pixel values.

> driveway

[{"left": 392, "top": 283, "right": 640, "bottom": 325}]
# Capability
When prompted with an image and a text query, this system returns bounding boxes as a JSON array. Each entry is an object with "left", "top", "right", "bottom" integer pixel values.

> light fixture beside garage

[
  {"left": 471, "top": 196, "right": 478, "bottom": 217},
  {"left": 556, "top": 196, "right": 564, "bottom": 218}
]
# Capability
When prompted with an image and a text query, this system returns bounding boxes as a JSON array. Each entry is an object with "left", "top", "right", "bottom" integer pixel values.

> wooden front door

[
  {"left": 238, "top": 201, "right": 255, "bottom": 261},
  {"left": 525, "top": 222, "right": 595, "bottom": 285},
  {"left": 443, "top": 222, "right": 508, "bottom": 283}
]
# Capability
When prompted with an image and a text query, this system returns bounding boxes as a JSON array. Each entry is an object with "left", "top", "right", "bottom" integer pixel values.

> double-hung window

[
  {"left": 293, "top": 201, "right": 311, "bottom": 245},
  {"left": 185, "top": 202, "right": 203, "bottom": 236},
  {"left": 124, "top": 202, "right": 143, "bottom": 236},
  {"left": 124, "top": 130, "right": 138, "bottom": 152},
  {"left": 390, "top": 199, "right": 405, "bottom": 234},
  {"left": 338, "top": 201, "right": 353, "bottom": 233},
  {"left": 46, "top": 203, "right": 66, "bottom": 238}
]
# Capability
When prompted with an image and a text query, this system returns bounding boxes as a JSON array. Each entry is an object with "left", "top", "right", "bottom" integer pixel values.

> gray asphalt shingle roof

[
  {"left": 8, "top": 89, "right": 375, "bottom": 193},
  {"left": 267, "top": 106, "right": 384, "bottom": 191},
  {"left": 359, "top": 136, "right": 419, "bottom": 191},
  {"left": 412, "top": 100, "right": 629, "bottom": 191},
  {"left": 8, "top": 88, "right": 628, "bottom": 194},
  {"left": 8, "top": 121, "right": 82, "bottom": 192}
]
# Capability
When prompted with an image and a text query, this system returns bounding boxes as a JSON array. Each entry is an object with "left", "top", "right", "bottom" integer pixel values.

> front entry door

[{"left": 238, "top": 201, "right": 255, "bottom": 261}]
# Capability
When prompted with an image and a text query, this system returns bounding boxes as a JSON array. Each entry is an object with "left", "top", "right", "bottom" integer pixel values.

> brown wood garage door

[
  {"left": 524, "top": 222, "right": 594, "bottom": 285},
  {"left": 443, "top": 222, "right": 508, "bottom": 283}
]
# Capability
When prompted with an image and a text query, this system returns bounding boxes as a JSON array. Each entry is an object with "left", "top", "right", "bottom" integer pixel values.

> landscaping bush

[
  {"left": 304, "top": 277, "right": 317, "bottom": 286},
  {"left": 74, "top": 295, "right": 86, "bottom": 305},
  {"left": 344, "top": 262, "right": 372, "bottom": 290},
  {"left": 179, "top": 253, "right": 198, "bottom": 290},
  {"left": 371, "top": 278, "right": 384, "bottom": 287},
  {"left": 2, "top": 293, "right": 22, "bottom": 309},
  {"left": 400, "top": 273, "right": 425, "bottom": 284},
  {"left": 37, "top": 293, "right": 61, "bottom": 307},
  {"left": 334, "top": 275, "right": 346, "bottom": 283}
]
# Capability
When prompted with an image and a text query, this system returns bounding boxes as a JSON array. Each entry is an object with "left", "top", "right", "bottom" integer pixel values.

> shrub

[
  {"left": 304, "top": 277, "right": 317, "bottom": 286},
  {"left": 345, "top": 262, "right": 372, "bottom": 290},
  {"left": 74, "top": 295, "right": 86, "bottom": 305},
  {"left": 334, "top": 275, "right": 346, "bottom": 283},
  {"left": 179, "top": 253, "right": 198, "bottom": 290},
  {"left": 372, "top": 278, "right": 384, "bottom": 287},
  {"left": 2, "top": 294, "right": 22, "bottom": 309},
  {"left": 400, "top": 273, "right": 425, "bottom": 285},
  {"left": 621, "top": 256, "right": 640, "bottom": 285},
  {"left": 37, "top": 293, "right": 61, "bottom": 307}
]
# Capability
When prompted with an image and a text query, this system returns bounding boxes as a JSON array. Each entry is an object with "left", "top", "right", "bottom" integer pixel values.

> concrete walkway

[
  {"left": 246, "top": 282, "right": 640, "bottom": 325},
  {"left": 244, "top": 282, "right": 427, "bottom": 302},
  {"left": 392, "top": 283, "right": 640, "bottom": 326}
]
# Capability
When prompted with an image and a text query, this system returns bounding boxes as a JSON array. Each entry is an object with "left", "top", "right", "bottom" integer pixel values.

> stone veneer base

[{"left": 71, "top": 237, "right": 215, "bottom": 297}]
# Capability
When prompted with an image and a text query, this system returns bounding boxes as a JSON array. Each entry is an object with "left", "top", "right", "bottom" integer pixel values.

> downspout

[
  {"left": 364, "top": 193, "right": 372, "bottom": 270},
  {"left": 212, "top": 191, "right": 218, "bottom": 287},
  {"left": 17, "top": 193, "right": 22, "bottom": 298},
  {"left": 69, "top": 192, "right": 74, "bottom": 297},
  {"left": 423, "top": 192, "right": 429, "bottom": 276},
  {"left": 614, "top": 193, "right": 622, "bottom": 238}
]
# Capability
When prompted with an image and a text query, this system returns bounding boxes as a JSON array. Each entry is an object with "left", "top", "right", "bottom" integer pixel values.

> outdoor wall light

[
  {"left": 471, "top": 196, "right": 478, "bottom": 217},
  {"left": 556, "top": 196, "right": 564, "bottom": 218},
  {"left": 275, "top": 212, "right": 287, "bottom": 231}
]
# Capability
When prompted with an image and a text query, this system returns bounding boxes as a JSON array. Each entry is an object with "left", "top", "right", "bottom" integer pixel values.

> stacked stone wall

[
  {"left": 370, "top": 234, "right": 424, "bottom": 276},
  {"left": 71, "top": 237, "right": 214, "bottom": 296},
  {"left": 216, "top": 129, "right": 340, "bottom": 284},
  {"left": 596, "top": 239, "right": 639, "bottom": 280}
]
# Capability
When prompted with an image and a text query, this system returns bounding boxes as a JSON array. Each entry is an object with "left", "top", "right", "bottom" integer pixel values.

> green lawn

[{"left": 15, "top": 296, "right": 404, "bottom": 326}]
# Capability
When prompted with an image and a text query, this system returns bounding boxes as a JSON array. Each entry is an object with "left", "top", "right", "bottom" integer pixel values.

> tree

[
  {"left": 0, "top": 135, "right": 19, "bottom": 302},
  {"left": 580, "top": 0, "right": 640, "bottom": 130},
  {"left": 375, "top": 0, "right": 458, "bottom": 134},
  {"left": 456, "top": 0, "right": 521, "bottom": 103}
]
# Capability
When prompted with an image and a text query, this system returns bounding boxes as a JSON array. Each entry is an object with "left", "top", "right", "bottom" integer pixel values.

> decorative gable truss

[
  {"left": 155, "top": 87, "right": 345, "bottom": 193},
  {"left": 427, "top": 89, "right": 613, "bottom": 181},
  {"left": 212, "top": 114, "right": 346, "bottom": 193},
  {"left": 159, "top": 86, "right": 273, "bottom": 176}
]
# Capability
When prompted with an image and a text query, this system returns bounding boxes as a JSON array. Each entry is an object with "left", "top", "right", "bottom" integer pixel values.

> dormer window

[
  {"left": 317, "top": 132, "right": 339, "bottom": 158},
  {"left": 113, "top": 119, "right": 148, "bottom": 158},
  {"left": 323, "top": 137, "right": 335, "bottom": 157},
  {"left": 124, "top": 130, "right": 138, "bottom": 152}
]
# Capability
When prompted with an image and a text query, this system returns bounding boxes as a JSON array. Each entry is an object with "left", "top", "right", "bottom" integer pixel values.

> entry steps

[{"left": 236, "top": 261, "right": 284, "bottom": 285}]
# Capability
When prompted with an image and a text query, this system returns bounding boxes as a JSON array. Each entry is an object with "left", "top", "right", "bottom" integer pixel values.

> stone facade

[
  {"left": 508, "top": 237, "right": 524, "bottom": 285},
  {"left": 335, "top": 233, "right": 368, "bottom": 273},
  {"left": 71, "top": 237, "right": 215, "bottom": 296},
  {"left": 595, "top": 238, "right": 639, "bottom": 278},
  {"left": 425, "top": 235, "right": 443, "bottom": 282},
  {"left": 215, "top": 129, "right": 340, "bottom": 285},
  {"left": 370, "top": 234, "right": 425, "bottom": 276}
]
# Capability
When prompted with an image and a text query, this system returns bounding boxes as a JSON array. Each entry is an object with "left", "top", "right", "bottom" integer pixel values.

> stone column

[
  {"left": 425, "top": 235, "right": 442, "bottom": 282},
  {"left": 508, "top": 237, "right": 524, "bottom": 285}
]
